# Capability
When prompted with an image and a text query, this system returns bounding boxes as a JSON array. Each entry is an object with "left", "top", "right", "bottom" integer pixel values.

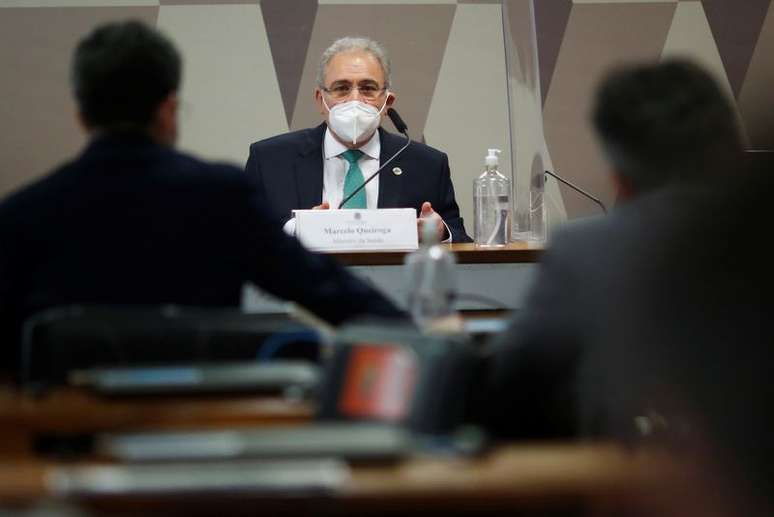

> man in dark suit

[
  {"left": 245, "top": 36, "right": 471, "bottom": 243},
  {"left": 0, "top": 21, "right": 404, "bottom": 373},
  {"left": 605, "top": 162, "right": 774, "bottom": 517},
  {"left": 480, "top": 60, "right": 745, "bottom": 440}
]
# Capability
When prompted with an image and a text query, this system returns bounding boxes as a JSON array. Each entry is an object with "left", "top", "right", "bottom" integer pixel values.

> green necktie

[{"left": 341, "top": 149, "right": 367, "bottom": 209}]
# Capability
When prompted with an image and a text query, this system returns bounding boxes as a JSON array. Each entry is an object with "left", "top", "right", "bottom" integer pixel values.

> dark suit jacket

[
  {"left": 483, "top": 161, "right": 774, "bottom": 512},
  {"left": 0, "top": 133, "right": 404, "bottom": 371},
  {"left": 480, "top": 186, "right": 714, "bottom": 441},
  {"left": 245, "top": 123, "right": 472, "bottom": 242}
]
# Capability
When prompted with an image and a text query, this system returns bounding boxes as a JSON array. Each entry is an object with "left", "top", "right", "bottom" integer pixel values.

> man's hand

[
  {"left": 313, "top": 202, "right": 330, "bottom": 210},
  {"left": 417, "top": 201, "right": 446, "bottom": 242}
]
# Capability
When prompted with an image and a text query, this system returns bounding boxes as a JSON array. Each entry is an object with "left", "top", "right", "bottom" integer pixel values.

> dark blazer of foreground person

[
  {"left": 480, "top": 185, "right": 712, "bottom": 439},
  {"left": 0, "top": 133, "right": 404, "bottom": 371},
  {"left": 477, "top": 59, "right": 747, "bottom": 440}
]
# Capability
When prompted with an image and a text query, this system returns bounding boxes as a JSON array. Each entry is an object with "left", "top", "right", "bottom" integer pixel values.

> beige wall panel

[
  {"left": 0, "top": 6, "right": 158, "bottom": 200},
  {"left": 161, "top": 1, "right": 255, "bottom": 4},
  {"left": 317, "top": 0, "right": 455, "bottom": 4},
  {"left": 739, "top": 4, "right": 774, "bottom": 150},
  {"left": 661, "top": 1, "right": 744, "bottom": 142},
  {"left": 157, "top": 3, "right": 287, "bottom": 166},
  {"left": 662, "top": 1, "right": 733, "bottom": 93},
  {"left": 424, "top": 3, "right": 509, "bottom": 232},
  {"left": 543, "top": 3, "right": 676, "bottom": 218},
  {"left": 0, "top": 1, "right": 158, "bottom": 6}
]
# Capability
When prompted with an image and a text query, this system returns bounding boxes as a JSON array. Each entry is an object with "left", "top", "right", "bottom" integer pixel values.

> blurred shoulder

[{"left": 248, "top": 125, "right": 324, "bottom": 155}]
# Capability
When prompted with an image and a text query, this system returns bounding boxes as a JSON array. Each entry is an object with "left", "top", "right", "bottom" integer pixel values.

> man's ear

[
  {"left": 611, "top": 170, "right": 635, "bottom": 202},
  {"left": 76, "top": 111, "right": 92, "bottom": 133},
  {"left": 385, "top": 91, "right": 396, "bottom": 109},
  {"left": 152, "top": 93, "right": 179, "bottom": 145},
  {"left": 314, "top": 88, "right": 327, "bottom": 117},
  {"left": 380, "top": 92, "right": 396, "bottom": 120}
]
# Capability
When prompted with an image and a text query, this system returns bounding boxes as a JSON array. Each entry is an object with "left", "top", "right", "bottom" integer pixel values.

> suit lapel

[
  {"left": 294, "top": 123, "right": 326, "bottom": 208},
  {"left": 377, "top": 128, "right": 405, "bottom": 208}
]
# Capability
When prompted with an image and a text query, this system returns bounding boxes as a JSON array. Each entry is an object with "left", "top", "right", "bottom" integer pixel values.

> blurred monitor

[
  {"left": 20, "top": 305, "right": 322, "bottom": 387},
  {"left": 96, "top": 323, "right": 484, "bottom": 464},
  {"left": 316, "top": 324, "right": 478, "bottom": 436},
  {"left": 70, "top": 361, "right": 320, "bottom": 397}
]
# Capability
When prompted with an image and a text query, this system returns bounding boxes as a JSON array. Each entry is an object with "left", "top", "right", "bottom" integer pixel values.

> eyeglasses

[{"left": 321, "top": 82, "right": 387, "bottom": 100}]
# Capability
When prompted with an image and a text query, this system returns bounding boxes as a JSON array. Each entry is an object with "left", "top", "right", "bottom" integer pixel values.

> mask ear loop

[
  {"left": 376, "top": 91, "right": 391, "bottom": 116},
  {"left": 321, "top": 93, "right": 332, "bottom": 113}
]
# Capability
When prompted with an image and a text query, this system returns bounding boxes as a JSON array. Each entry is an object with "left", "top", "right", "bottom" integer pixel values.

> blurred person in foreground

[
  {"left": 0, "top": 20, "right": 404, "bottom": 374},
  {"left": 592, "top": 152, "right": 774, "bottom": 517},
  {"left": 479, "top": 59, "right": 745, "bottom": 440}
]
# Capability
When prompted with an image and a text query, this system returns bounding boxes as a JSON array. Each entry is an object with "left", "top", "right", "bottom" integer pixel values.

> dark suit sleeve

[
  {"left": 235, "top": 174, "right": 405, "bottom": 325},
  {"left": 245, "top": 142, "right": 278, "bottom": 225},
  {"left": 0, "top": 218, "right": 20, "bottom": 372},
  {"left": 436, "top": 153, "right": 472, "bottom": 243},
  {"left": 476, "top": 234, "right": 583, "bottom": 439}
]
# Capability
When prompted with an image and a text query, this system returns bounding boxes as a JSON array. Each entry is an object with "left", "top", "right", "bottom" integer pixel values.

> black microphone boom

[
  {"left": 544, "top": 170, "right": 608, "bottom": 214},
  {"left": 387, "top": 108, "right": 408, "bottom": 135},
  {"left": 338, "top": 108, "right": 411, "bottom": 209}
]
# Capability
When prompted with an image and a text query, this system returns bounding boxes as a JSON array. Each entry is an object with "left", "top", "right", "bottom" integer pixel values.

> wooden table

[
  {"left": 0, "top": 384, "right": 695, "bottom": 516},
  {"left": 0, "top": 443, "right": 686, "bottom": 516},
  {"left": 0, "top": 387, "right": 313, "bottom": 458}
]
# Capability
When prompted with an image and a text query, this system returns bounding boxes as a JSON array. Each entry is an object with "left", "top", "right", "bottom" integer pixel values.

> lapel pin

[{"left": 392, "top": 167, "right": 402, "bottom": 176}]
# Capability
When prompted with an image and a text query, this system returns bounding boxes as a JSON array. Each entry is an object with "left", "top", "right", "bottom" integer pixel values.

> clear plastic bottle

[
  {"left": 404, "top": 219, "right": 457, "bottom": 328},
  {"left": 474, "top": 149, "right": 511, "bottom": 247}
]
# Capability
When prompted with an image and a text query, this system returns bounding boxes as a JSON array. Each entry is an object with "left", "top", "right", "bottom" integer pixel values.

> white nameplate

[{"left": 294, "top": 208, "right": 418, "bottom": 252}]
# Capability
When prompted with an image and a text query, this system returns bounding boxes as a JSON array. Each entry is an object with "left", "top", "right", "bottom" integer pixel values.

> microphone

[
  {"left": 544, "top": 170, "right": 608, "bottom": 214},
  {"left": 338, "top": 108, "right": 412, "bottom": 209},
  {"left": 387, "top": 107, "right": 408, "bottom": 135}
]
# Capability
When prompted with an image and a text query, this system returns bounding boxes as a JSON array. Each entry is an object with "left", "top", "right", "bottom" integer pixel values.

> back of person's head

[
  {"left": 593, "top": 59, "right": 743, "bottom": 195},
  {"left": 72, "top": 20, "right": 181, "bottom": 132}
]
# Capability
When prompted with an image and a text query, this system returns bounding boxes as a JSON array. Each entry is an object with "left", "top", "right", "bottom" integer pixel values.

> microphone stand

[{"left": 544, "top": 170, "right": 608, "bottom": 214}]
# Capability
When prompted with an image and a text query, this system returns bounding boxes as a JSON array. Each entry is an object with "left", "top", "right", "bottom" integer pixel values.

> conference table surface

[
  {"left": 0, "top": 441, "right": 683, "bottom": 516},
  {"left": 0, "top": 387, "right": 313, "bottom": 458},
  {"left": 0, "top": 384, "right": 693, "bottom": 516}
]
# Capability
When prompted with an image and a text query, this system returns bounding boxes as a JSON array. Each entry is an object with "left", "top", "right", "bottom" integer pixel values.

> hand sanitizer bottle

[{"left": 474, "top": 149, "right": 511, "bottom": 247}]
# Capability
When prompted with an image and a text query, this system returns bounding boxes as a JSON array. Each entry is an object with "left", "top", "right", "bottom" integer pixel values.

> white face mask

[{"left": 324, "top": 97, "right": 388, "bottom": 146}]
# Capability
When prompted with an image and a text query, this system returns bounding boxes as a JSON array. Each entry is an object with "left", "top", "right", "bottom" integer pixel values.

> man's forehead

[{"left": 324, "top": 50, "right": 384, "bottom": 82}]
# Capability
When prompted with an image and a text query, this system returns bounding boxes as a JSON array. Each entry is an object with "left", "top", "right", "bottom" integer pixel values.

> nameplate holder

[{"left": 295, "top": 208, "right": 418, "bottom": 252}]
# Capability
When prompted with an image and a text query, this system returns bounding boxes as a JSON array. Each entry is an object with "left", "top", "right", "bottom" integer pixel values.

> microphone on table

[
  {"left": 544, "top": 170, "right": 608, "bottom": 214},
  {"left": 337, "top": 108, "right": 412, "bottom": 209}
]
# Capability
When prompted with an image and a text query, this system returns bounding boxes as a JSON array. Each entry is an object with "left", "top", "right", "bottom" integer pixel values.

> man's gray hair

[{"left": 316, "top": 36, "right": 392, "bottom": 89}]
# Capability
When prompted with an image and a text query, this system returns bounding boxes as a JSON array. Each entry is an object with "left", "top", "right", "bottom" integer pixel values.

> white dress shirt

[
  {"left": 283, "top": 127, "right": 451, "bottom": 241},
  {"left": 321, "top": 126, "right": 381, "bottom": 210}
]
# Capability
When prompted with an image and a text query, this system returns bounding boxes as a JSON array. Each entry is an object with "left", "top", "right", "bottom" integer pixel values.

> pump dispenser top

[{"left": 485, "top": 149, "right": 501, "bottom": 169}]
